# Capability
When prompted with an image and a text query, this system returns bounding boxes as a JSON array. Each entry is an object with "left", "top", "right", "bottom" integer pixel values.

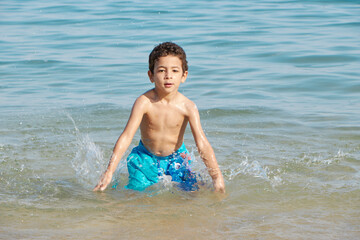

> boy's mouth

[{"left": 164, "top": 83, "right": 173, "bottom": 88}]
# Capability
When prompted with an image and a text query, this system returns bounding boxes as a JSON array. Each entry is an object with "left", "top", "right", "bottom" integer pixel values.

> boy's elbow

[
  {"left": 196, "top": 138, "right": 211, "bottom": 152},
  {"left": 195, "top": 139, "right": 206, "bottom": 152}
]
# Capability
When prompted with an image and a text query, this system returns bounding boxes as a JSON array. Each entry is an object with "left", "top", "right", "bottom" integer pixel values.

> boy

[{"left": 93, "top": 42, "right": 225, "bottom": 193}]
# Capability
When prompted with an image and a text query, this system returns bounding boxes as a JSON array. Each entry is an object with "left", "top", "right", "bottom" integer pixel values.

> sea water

[{"left": 1, "top": 0, "right": 360, "bottom": 239}]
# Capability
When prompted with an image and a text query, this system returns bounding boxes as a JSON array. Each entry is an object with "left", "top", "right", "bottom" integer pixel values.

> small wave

[
  {"left": 298, "top": 149, "right": 347, "bottom": 166},
  {"left": 0, "top": 157, "right": 65, "bottom": 206},
  {"left": 199, "top": 106, "right": 285, "bottom": 118},
  {"left": 278, "top": 55, "right": 358, "bottom": 65},
  {"left": 18, "top": 59, "right": 63, "bottom": 65}
]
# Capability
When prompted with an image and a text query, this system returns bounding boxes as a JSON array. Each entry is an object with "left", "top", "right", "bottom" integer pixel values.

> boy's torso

[{"left": 139, "top": 89, "right": 191, "bottom": 156}]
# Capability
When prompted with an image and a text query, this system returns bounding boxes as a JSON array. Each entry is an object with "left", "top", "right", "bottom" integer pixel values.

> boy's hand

[
  {"left": 93, "top": 171, "right": 113, "bottom": 191},
  {"left": 213, "top": 177, "right": 226, "bottom": 193}
]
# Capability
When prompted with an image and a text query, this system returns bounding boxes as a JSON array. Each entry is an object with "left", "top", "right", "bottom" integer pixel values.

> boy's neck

[{"left": 153, "top": 88, "right": 179, "bottom": 103}]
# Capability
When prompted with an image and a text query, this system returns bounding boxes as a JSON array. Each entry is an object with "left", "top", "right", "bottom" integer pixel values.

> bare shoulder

[
  {"left": 179, "top": 93, "right": 198, "bottom": 116},
  {"left": 138, "top": 89, "right": 157, "bottom": 103},
  {"left": 132, "top": 91, "right": 153, "bottom": 112}
]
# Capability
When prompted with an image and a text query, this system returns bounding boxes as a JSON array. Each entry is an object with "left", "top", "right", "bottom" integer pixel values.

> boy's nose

[{"left": 165, "top": 71, "right": 173, "bottom": 79}]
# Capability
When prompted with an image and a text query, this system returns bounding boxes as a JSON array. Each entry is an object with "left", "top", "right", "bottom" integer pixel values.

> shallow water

[{"left": 1, "top": 0, "right": 360, "bottom": 239}]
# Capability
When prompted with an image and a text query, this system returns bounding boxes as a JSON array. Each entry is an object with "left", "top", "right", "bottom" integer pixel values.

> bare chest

[{"left": 143, "top": 104, "right": 188, "bottom": 131}]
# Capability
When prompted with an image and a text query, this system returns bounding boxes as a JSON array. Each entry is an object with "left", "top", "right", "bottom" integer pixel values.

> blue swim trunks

[{"left": 125, "top": 141, "right": 198, "bottom": 191}]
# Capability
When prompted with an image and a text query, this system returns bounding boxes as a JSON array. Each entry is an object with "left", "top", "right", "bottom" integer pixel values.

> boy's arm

[
  {"left": 93, "top": 96, "right": 147, "bottom": 191},
  {"left": 187, "top": 102, "right": 225, "bottom": 193}
]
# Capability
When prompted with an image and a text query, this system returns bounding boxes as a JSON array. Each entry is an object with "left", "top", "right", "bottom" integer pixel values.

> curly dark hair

[{"left": 148, "top": 42, "right": 188, "bottom": 74}]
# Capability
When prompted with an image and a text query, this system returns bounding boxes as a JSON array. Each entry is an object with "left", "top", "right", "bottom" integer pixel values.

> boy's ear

[
  {"left": 181, "top": 71, "right": 188, "bottom": 83},
  {"left": 148, "top": 70, "right": 154, "bottom": 83}
]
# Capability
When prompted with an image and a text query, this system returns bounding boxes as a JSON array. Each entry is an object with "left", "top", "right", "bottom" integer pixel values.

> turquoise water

[{"left": 1, "top": 0, "right": 360, "bottom": 239}]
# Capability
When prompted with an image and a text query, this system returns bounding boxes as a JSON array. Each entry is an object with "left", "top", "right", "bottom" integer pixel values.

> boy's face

[{"left": 148, "top": 55, "right": 188, "bottom": 94}]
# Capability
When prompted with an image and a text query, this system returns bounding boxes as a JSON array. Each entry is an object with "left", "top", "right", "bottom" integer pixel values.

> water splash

[
  {"left": 66, "top": 113, "right": 105, "bottom": 189},
  {"left": 228, "top": 157, "right": 284, "bottom": 187}
]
